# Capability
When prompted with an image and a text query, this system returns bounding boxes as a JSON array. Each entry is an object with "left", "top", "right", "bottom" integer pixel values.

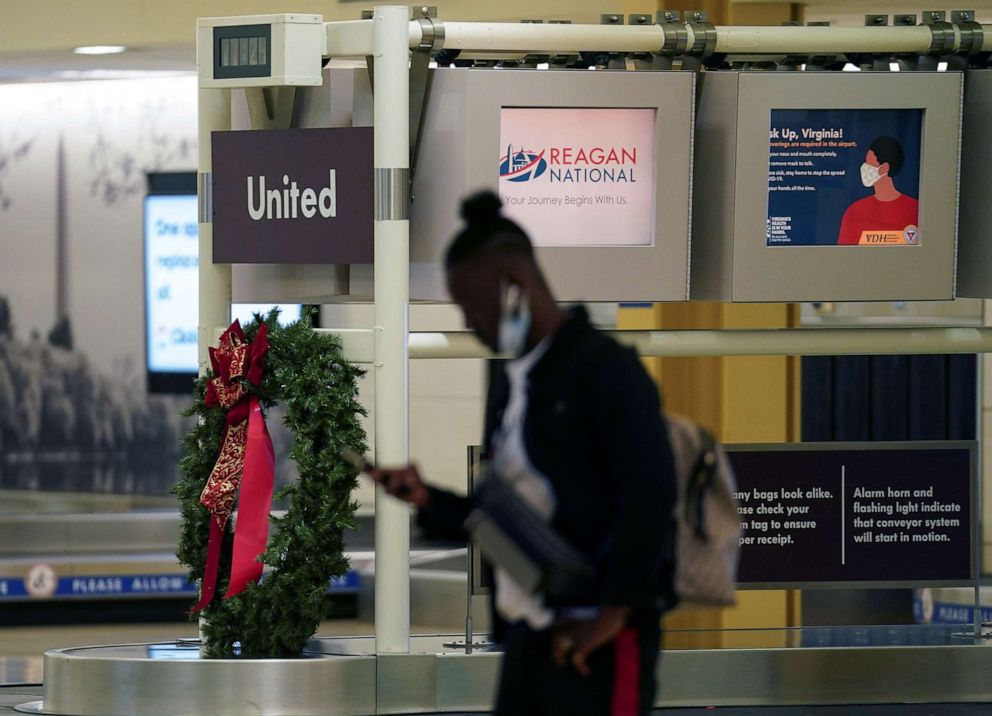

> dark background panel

[
  {"left": 802, "top": 354, "right": 976, "bottom": 442},
  {"left": 832, "top": 356, "right": 871, "bottom": 441},
  {"left": 908, "top": 355, "right": 947, "bottom": 440},
  {"left": 870, "top": 355, "right": 909, "bottom": 441},
  {"left": 947, "top": 354, "right": 977, "bottom": 440},
  {"left": 801, "top": 355, "right": 834, "bottom": 442}
]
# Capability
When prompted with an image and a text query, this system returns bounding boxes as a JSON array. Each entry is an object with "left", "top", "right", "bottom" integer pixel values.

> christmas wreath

[{"left": 174, "top": 308, "right": 367, "bottom": 658}]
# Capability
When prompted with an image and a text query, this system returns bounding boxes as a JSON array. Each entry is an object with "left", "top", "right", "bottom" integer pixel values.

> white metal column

[
  {"left": 196, "top": 80, "right": 231, "bottom": 649},
  {"left": 372, "top": 4, "right": 411, "bottom": 655},
  {"left": 197, "top": 87, "right": 231, "bottom": 373}
]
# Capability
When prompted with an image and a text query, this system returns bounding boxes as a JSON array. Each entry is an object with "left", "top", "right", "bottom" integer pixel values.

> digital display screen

[
  {"left": 498, "top": 107, "right": 656, "bottom": 247},
  {"left": 213, "top": 24, "right": 272, "bottom": 80},
  {"left": 145, "top": 194, "right": 200, "bottom": 375},
  {"left": 219, "top": 36, "right": 267, "bottom": 69},
  {"left": 144, "top": 184, "right": 302, "bottom": 393},
  {"left": 767, "top": 108, "right": 924, "bottom": 247}
]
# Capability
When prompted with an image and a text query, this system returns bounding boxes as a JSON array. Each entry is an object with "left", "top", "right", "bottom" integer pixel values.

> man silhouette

[{"left": 837, "top": 136, "right": 919, "bottom": 246}]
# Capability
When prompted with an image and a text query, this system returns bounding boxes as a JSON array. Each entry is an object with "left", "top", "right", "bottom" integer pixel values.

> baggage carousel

[
  {"left": 6, "top": 625, "right": 992, "bottom": 715},
  {"left": 5, "top": 508, "right": 992, "bottom": 714}
]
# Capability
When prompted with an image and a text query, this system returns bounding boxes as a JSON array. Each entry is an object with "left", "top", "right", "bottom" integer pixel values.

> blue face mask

[{"left": 497, "top": 282, "right": 531, "bottom": 357}]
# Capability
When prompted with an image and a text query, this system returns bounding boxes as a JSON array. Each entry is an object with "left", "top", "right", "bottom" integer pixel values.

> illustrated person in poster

[
  {"left": 837, "top": 136, "right": 919, "bottom": 246},
  {"left": 366, "top": 191, "right": 677, "bottom": 716}
]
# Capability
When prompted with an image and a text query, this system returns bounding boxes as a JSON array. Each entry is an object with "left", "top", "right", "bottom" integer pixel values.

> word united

[{"left": 247, "top": 171, "right": 337, "bottom": 221}]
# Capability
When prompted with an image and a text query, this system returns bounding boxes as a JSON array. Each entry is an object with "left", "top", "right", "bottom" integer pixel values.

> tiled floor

[
  {"left": 0, "top": 685, "right": 43, "bottom": 712},
  {"left": 3, "top": 690, "right": 992, "bottom": 715},
  {"left": 0, "top": 623, "right": 199, "bottom": 659},
  {"left": 661, "top": 708, "right": 992, "bottom": 715}
]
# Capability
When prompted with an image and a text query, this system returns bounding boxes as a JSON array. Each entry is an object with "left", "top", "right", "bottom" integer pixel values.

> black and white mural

[{"left": 0, "top": 77, "right": 199, "bottom": 499}]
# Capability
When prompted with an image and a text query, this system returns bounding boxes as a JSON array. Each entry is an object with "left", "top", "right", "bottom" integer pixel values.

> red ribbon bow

[{"left": 192, "top": 320, "right": 275, "bottom": 613}]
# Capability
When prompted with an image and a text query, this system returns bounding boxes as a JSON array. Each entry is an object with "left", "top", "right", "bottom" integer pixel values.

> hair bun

[{"left": 460, "top": 191, "right": 503, "bottom": 226}]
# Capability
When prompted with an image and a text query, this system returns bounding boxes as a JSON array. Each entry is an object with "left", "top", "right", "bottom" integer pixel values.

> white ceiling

[{"left": 0, "top": 45, "right": 195, "bottom": 84}]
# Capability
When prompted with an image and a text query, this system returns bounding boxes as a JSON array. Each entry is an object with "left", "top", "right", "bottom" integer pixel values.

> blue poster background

[{"left": 766, "top": 109, "right": 923, "bottom": 246}]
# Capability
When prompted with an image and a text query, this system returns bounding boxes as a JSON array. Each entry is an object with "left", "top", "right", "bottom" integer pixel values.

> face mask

[
  {"left": 860, "top": 163, "right": 886, "bottom": 188},
  {"left": 497, "top": 281, "right": 531, "bottom": 357}
]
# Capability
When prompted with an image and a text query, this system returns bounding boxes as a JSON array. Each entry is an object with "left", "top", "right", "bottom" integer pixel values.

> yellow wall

[
  {"left": 617, "top": 302, "right": 802, "bottom": 648},
  {"left": 621, "top": 0, "right": 797, "bottom": 26}
]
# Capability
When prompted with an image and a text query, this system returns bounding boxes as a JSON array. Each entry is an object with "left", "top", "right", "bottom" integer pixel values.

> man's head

[
  {"left": 444, "top": 191, "right": 545, "bottom": 353},
  {"left": 866, "top": 136, "right": 905, "bottom": 178}
]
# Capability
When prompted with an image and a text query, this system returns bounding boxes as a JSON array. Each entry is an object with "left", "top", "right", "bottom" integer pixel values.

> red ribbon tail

[
  {"left": 225, "top": 396, "right": 275, "bottom": 599},
  {"left": 191, "top": 518, "right": 224, "bottom": 613}
]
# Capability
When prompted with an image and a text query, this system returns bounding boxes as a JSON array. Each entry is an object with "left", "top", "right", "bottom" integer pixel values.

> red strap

[
  {"left": 224, "top": 395, "right": 275, "bottom": 598},
  {"left": 191, "top": 518, "right": 224, "bottom": 613},
  {"left": 611, "top": 628, "right": 641, "bottom": 716}
]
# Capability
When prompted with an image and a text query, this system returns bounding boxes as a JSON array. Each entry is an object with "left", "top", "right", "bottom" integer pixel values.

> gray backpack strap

[{"left": 685, "top": 427, "right": 718, "bottom": 541}]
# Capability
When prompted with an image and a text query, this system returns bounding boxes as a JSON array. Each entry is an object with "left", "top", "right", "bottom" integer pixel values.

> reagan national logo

[
  {"left": 499, "top": 143, "right": 639, "bottom": 184},
  {"left": 499, "top": 146, "right": 548, "bottom": 182}
]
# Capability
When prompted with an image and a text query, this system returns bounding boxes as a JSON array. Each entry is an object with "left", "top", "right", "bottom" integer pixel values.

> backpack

[{"left": 664, "top": 412, "right": 741, "bottom": 608}]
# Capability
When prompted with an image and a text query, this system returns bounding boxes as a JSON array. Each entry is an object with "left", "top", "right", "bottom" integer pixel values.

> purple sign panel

[
  {"left": 728, "top": 443, "right": 974, "bottom": 585},
  {"left": 212, "top": 127, "right": 373, "bottom": 263}
]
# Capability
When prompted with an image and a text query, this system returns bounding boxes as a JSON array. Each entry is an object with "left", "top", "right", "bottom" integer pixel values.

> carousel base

[{"left": 16, "top": 629, "right": 992, "bottom": 715}]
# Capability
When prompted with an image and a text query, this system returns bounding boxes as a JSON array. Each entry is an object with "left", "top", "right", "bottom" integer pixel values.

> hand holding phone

[
  {"left": 341, "top": 447, "right": 429, "bottom": 509},
  {"left": 340, "top": 446, "right": 373, "bottom": 473}
]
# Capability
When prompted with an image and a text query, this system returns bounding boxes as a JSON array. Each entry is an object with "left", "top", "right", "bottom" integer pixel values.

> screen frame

[
  {"left": 406, "top": 68, "right": 696, "bottom": 302},
  {"left": 470, "top": 71, "right": 693, "bottom": 301},
  {"left": 731, "top": 72, "right": 960, "bottom": 301},
  {"left": 144, "top": 172, "right": 198, "bottom": 395},
  {"left": 956, "top": 69, "right": 992, "bottom": 298}
]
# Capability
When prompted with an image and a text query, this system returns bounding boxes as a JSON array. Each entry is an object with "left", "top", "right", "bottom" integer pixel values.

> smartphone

[
  {"left": 343, "top": 447, "right": 415, "bottom": 500},
  {"left": 340, "top": 446, "right": 373, "bottom": 473}
]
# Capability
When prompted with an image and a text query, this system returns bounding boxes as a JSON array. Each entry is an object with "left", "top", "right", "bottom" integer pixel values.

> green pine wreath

[{"left": 174, "top": 307, "right": 367, "bottom": 658}]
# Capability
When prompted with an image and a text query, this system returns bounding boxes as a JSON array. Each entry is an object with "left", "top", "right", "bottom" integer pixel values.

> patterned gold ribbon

[{"left": 192, "top": 320, "right": 271, "bottom": 613}]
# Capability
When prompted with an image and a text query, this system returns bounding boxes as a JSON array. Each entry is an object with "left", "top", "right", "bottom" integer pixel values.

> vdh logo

[
  {"left": 903, "top": 225, "right": 919, "bottom": 245},
  {"left": 499, "top": 145, "right": 547, "bottom": 183}
]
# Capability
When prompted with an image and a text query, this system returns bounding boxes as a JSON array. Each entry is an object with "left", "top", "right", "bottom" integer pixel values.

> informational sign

[
  {"left": 0, "top": 573, "right": 192, "bottom": 600},
  {"left": 766, "top": 109, "right": 923, "bottom": 247},
  {"left": 730, "top": 443, "right": 973, "bottom": 584},
  {"left": 24, "top": 564, "right": 57, "bottom": 598},
  {"left": 212, "top": 127, "right": 373, "bottom": 263},
  {"left": 0, "top": 571, "right": 358, "bottom": 600},
  {"left": 498, "top": 108, "right": 656, "bottom": 247},
  {"left": 914, "top": 589, "right": 992, "bottom": 625},
  {"left": 145, "top": 194, "right": 200, "bottom": 373}
]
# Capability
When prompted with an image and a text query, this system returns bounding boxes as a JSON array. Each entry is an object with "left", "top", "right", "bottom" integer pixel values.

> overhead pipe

[
  {"left": 711, "top": 25, "right": 935, "bottom": 56},
  {"left": 321, "top": 327, "right": 992, "bottom": 363},
  {"left": 396, "top": 327, "right": 992, "bottom": 361},
  {"left": 403, "top": 18, "right": 991, "bottom": 59}
]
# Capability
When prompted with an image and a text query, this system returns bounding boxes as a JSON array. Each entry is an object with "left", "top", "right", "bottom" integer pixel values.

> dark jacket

[{"left": 417, "top": 306, "right": 677, "bottom": 618}]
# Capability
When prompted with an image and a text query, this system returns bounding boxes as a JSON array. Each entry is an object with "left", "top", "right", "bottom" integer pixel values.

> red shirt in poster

[{"left": 837, "top": 194, "right": 919, "bottom": 246}]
